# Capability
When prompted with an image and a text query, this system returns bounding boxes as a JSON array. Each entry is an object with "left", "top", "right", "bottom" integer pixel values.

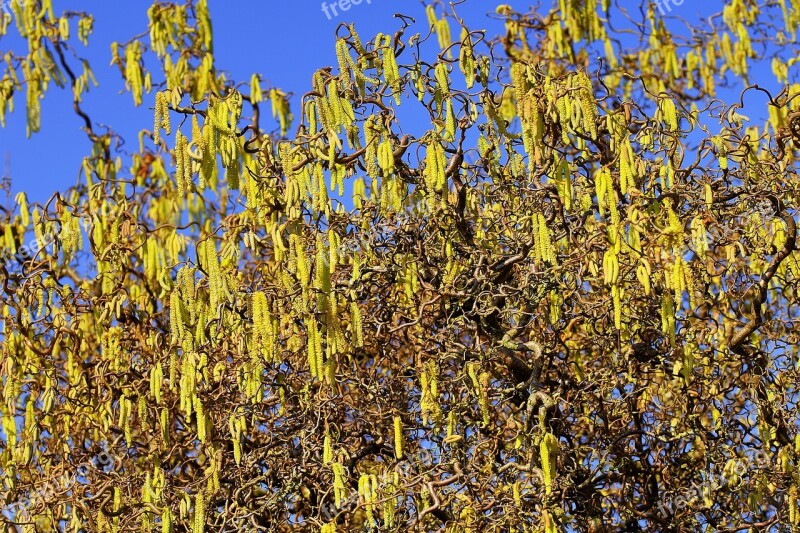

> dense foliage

[{"left": 2, "top": 0, "right": 800, "bottom": 530}]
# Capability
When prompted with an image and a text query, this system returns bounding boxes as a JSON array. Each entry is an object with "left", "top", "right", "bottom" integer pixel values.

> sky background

[
  {"left": 0, "top": 0, "right": 514, "bottom": 204},
  {"left": 0, "top": 0, "right": 776, "bottom": 205}
]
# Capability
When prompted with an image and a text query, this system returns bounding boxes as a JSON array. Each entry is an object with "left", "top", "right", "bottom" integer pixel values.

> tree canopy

[{"left": 2, "top": 0, "right": 800, "bottom": 531}]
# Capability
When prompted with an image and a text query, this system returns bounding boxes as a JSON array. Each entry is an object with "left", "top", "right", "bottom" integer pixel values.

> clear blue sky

[
  {"left": 0, "top": 1, "right": 779, "bottom": 203},
  {"left": 0, "top": 0, "right": 519, "bottom": 203}
]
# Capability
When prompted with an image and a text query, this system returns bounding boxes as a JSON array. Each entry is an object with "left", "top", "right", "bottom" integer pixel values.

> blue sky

[
  {"left": 0, "top": 0, "right": 521, "bottom": 203},
  {"left": 0, "top": 1, "right": 781, "bottom": 203}
]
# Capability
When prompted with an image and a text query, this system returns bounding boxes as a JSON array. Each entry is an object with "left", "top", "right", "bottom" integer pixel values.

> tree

[{"left": 1, "top": 0, "right": 800, "bottom": 530}]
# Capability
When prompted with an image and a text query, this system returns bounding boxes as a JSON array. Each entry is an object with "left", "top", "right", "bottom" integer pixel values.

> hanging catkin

[
  {"left": 323, "top": 430, "right": 333, "bottom": 464},
  {"left": 443, "top": 97, "right": 456, "bottom": 141},
  {"left": 393, "top": 415, "right": 403, "bottom": 459},
  {"left": 154, "top": 90, "right": 170, "bottom": 146},
  {"left": 195, "top": 396, "right": 207, "bottom": 442},
  {"left": 150, "top": 362, "right": 163, "bottom": 404},
  {"left": 174, "top": 130, "right": 191, "bottom": 196},
  {"left": 358, "top": 474, "right": 379, "bottom": 528},
  {"left": 252, "top": 291, "right": 275, "bottom": 362},
  {"left": 307, "top": 316, "right": 323, "bottom": 379},
  {"left": 459, "top": 30, "right": 476, "bottom": 88},
  {"left": 250, "top": 73, "right": 262, "bottom": 103},
  {"left": 577, "top": 71, "right": 597, "bottom": 138},
  {"left": 161, "top": 507, "right": 173, "bottom": 533},
  {"left": 424, "top": 136, "right": 446, "bottom": 208},
  {"left": 350, "top": 301, "right": 363, "bottom": 347},
  {"left": 364, "top": 116, "right": 380, "bottom": 178},
  {"left": 202, "top": 239, "right": 224, "bottom": 310},
  {"left": 332, "top": 462, "right": 347, "bottom": 508},
  {"left": 170, "top": 289, "right": 185, "bottom": 344},
  {"left": 660, "top": 95, "right": 679, "bottom": 131},
  {"left": 179, "top": 352, "right": 197, "bottom": 418},
  {"left": 378, "top": 138, "right": 395, "bottom": 176},
  {"left": 540, "top": 432, "right": 559, "bottom": 495},
  {"left": 382, "top": 35, "right": 401, "bottom": 103},
  {"left": 336, "top": 38, "right": 351, "bottom": 87},
  {"left": 193, "top": 491, "right": 205, "bottom": 533},
  {"left": 160, "top": 408, "right": 169, "bottom": 446}
]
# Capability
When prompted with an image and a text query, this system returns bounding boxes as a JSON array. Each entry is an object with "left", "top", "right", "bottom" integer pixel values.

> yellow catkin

[
  {"left": 426, "top": 5, "right": 437, "bottom": 26},
  {"left": 203, "top": 239, "right": 223, "bottom": 309},
  {"left": 350, "top": 301, "right": 363, "bottom": 347},
  {"left": 250, "top": 73, "right": 262, "bottom": 103},
  {"left": 252, "top": 291, "right": 275, "bottom": 362},
  {"left": 540, "top": 432, "right": 559, "bottom": 495},
  {"left": 436, "top": 18, "right": 452, "bottom": 53},
  {"left": 193, "top": 491, "right": 205, "bottom": 533},
  {"left": 316, "top": 325, "right": 325, "bottom": 382},
  {"left": 151, "top": 363, "right": 162, "bottom": 404},
  {"left": 612, "top": 284, "right": 622, "bottom": 330},
  {"left": 578, "top": 72, "right": 597, "bottom": 138},
  {"left": 307, "top": 317, "right": 322, "bottom": 379},
  {"left": 394, "top": 416, "right": 403, "bottom": 459},
  {"left": 691, "top": 217, "right": 709, "bottom": 256},
  {"left": 596, "top": 167, "right": 610, "bottom": 217},
  {"left": 323, "top": 432, "right": 333, "bottom": 464},
  {"left": 359, "top": 474, "right": 379, "bottom": 528},
  {"left": 195, "top": 396, "right": 207, "bottom": 442},
  {"left": 199, "top": 122, "right": 215, "bottom": 188},
  {"left": 661, "top": 96, "right": 679, "bottom": 131},
  {"left": 537, "top": 213, "right": 554, "bottom": 264},
  {"left": 317, "top": 93, "right": 334, "bottom": 134},
  {"left": 556, "top": 91, "right": 570, "bottom": 144},
  {"left": 332, "top": 462, "right": 347, "bottom": 508},
  {"left": 174, "top": 130, "right": 188, "bottom": 196},
  {"left": 160, "top": 407, "right": 169, "bottom": 446},
  {"left": 378, "top": 138, "right": 394, "bottom": 175},
  {"left": 479, "top": 371, "right": 491, "bottom": 426},
  {"left": 553, "top": 159, "right": 572, "bottom": 210},
  {"left": 382, "top": 35, "right": 401, "bottom": 103},
  {"left": 336, "top": 38, "right": 350, "bottom": 86},
  {"left": 191, "top": 115, "right": 203, "bottom": 172},
  {"left": 637, "top": 260, "right": 652, "bottom": 295},
  {"left": 330, "top": 229, "right": 342, "bottom": 271},
  {"left": 543, "top": 509, "right": 557, "bottom": 533},
  {"left": 161, "top": 507, "right": 173, "bottom": 533},
  {"left": 444, "top": 97, "right": 456, "bottom": 141},
  {"left": 435, "top": 62, "right": 450, "bottom": 94},
  {"left": 364, "top": 116, "right": 380, "bottom": 178},
  {"left": 326, "top": 78, "right": 347, "bottom": 131},
  {"left": 424, "top": 137, "right": 446, "bottom": 207},
  {"left": 154, "top": 91, "right": 164, "bottom": 146},
  {"left": 513, "top": 481, "right": 522, "bottom": 507},
  {"left": 459, "top": 32, "right": 475, "bottom": 88}
]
